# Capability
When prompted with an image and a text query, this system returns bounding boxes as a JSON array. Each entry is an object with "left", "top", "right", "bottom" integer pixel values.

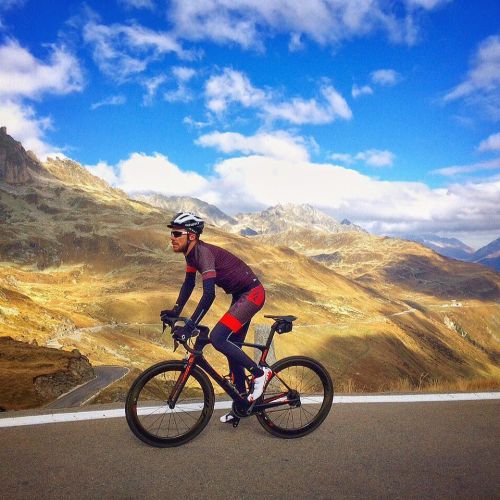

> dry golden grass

[
  {"left": 1, "top": 143, "right": 499, "bottom": 409},
  {"left": 0, "top": 336, "right": 92, "bottom": 410}
]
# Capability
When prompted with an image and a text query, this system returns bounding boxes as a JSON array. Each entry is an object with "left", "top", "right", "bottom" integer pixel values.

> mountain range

[
  {"left": 1, "top": 127, "right": 499, "bottom": 409},
  {"left": 135, "top": 191, "right": 499, "bottom": 271}
]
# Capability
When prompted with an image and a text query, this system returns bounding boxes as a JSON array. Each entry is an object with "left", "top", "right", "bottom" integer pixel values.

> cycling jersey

[{"left": 185, "top": 240, "right": 259, "bottom": 294}]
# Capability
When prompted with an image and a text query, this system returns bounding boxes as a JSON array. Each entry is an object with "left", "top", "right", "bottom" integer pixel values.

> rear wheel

[
  {"left": 256, "top": 356, "right": 333, "bottom": 438},
  {"left": 125, "top": 361, "right": 214, "bottom": 447}
]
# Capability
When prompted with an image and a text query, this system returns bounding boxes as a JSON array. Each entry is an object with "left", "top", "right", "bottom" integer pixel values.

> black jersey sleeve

[
  {"left": 173, "top": 270, "right": 196, "bottom": 315},
  {"left": 190, "top": 277, "right": 216, "bottom": 325}
]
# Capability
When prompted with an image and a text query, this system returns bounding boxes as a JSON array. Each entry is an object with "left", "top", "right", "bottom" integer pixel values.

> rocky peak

[
  {"left": 0, "top": 127, "right": 47, "bottom": 184},
  {"left": 133, "top": 193, "right": 237, "bottom": 226},
  {"left": 43, "top": 157, "right": 114, "bottom": 192}
]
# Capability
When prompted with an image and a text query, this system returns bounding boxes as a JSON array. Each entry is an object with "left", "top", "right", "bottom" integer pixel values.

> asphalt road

[
  {"left": 44, "top": 366, "right": 130, "bottom": 409},
  {"left": 1, "top": 399, "right": 498, "bottom": 499}
]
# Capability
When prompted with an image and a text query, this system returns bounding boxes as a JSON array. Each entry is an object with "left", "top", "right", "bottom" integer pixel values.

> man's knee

[{"left": 210, "top": 323, "right": 231, "bottom": 351}]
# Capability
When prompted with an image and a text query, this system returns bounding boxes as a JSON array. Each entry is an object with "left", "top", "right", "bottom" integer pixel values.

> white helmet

[{"left": 168, "top": 212, "right": 205, "bottom": 234}]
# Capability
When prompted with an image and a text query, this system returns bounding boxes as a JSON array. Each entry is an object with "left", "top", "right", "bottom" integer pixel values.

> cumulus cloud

[
  {"left": 84, "top": 161, "right": 119, "bottom": 185},
  {"left": 90, "top": 94, "right": 126, "bottom": 110},
  {"left": 331, "top": 149, "right": 396, "bottom": 167},
  {"left": 444, "top": 35, "right": 500, "bottom": 119},
  {"left": 0, "top": 39, "right": 83, "bottom": 159},
  {"left": 0, "top": 100, "right": 57, "bottom": 159},
  {"left": 89, "top": 152, "right": 209, "bottom": 196},
  {"left": 86, "top": 149, "right": 500, "bottom": 240},
  {"left": 168, "top": 0, "right": 448, "bottom": 49},
  {"left": 370, "top": 69, "right": 402, "bottom": 86},
  {"left": 196, "top": 130, "right": 310, "bottom": 162},
  {"left": 204, "top": 68, "right": 352, "bottom": 124},
  {"left": 478, "top": 132, "right": 500, "bottom": 152},
  {"left": 0, "top": 39, "right": 84, "bottom": 99}
]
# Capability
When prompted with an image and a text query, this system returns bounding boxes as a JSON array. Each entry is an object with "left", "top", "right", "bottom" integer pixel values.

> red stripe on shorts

[
  {"left": 247, "top": 284, "right": 265, "bottom": 306},
  {"left": 220, "top": 313, "right": 243, "bottom": 332},
  {"left": 186, "top": 266, "right": 196, "bottom": 273}
]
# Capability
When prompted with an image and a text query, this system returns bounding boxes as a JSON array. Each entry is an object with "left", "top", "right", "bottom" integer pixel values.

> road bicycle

[{"left": 125, "top": 314, "right": 334, "bottom": 447}]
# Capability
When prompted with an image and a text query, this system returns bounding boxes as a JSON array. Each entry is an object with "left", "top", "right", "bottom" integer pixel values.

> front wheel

[
  {"left": 256, "top": 356, "right": 333, "bottom": 438},
  {"left": 125, "top": 360, "right": 215, "bottom": 447}
]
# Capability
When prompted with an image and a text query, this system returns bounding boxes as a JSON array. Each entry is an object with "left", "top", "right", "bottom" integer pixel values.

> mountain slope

[
  {"left": 1, "top": 130, "right": 499, "bottom": 407},
  {"left": 399, "top": 233, "right": 474, "bottom": 261},
  {"left": 469, "top": 238, "right": 500, "bottom": 271}
]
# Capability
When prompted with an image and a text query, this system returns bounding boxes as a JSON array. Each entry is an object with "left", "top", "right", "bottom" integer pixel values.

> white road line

[{"left": 0, "top": 392, "right": 498, "bottom": 428}]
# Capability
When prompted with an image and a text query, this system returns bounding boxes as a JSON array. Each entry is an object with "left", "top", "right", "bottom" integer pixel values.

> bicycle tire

[
  {"left": 256, "top": 356, "right": 333, "bottom": 438},
  {"left": 125, "top": 360, "right": 215, "bottom": 447}
]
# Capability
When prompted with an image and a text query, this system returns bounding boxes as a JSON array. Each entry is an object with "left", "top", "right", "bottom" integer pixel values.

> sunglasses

[{"left": 171, "top": 230, "right": 189, "bottom": 238}]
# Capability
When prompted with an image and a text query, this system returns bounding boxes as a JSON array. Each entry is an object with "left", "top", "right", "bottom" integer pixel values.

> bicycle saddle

[{"left": 264, "top": 315, "right": 297, "bottom": 323}]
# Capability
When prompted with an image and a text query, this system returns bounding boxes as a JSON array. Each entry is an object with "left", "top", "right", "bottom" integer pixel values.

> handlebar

[{"left": 161, "top": 315, "right": 200, "bottom": 354}]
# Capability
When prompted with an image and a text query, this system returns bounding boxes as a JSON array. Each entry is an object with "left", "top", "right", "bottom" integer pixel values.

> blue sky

[{"left": 0, "top": 0, "right": 499, "bottom": 248}]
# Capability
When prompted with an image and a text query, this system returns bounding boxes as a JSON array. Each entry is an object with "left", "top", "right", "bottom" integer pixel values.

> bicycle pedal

[{"left": 232, "top": 417, "right": 240, "bottom": 428}]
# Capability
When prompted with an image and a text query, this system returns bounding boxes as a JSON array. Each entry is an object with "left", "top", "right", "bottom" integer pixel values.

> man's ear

[{"left": 188, "top": 233, "right": 196, "bottom": 241}]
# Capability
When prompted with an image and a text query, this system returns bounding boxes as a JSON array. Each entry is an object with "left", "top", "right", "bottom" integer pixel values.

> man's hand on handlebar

[
  {"left": 172, "top": 319, "right": 198, "bottom": 342},
  {"left": 160, "top": 308, "right": 178, "bottom": 323}
]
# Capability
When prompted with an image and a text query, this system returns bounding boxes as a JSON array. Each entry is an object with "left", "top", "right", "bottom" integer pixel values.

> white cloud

[
  {"left": 205, "top": 68, "right": 266, "bottom": 114},
  {"left": 478, "top": 132, "right": 500, "bottom": 152},
  {"left": 370, "top": 69, "right": 401, "bottom": 86},
  {"left": 99, "top": 152, "right": 209, "bottom": 196},
  {"left": 204, "top": 69, "right": 352, "bottom": 124},
  {"left": 141, "top": 74, "right": 167, "bottom": 105},
  {"left": 0, "top": 100, "right": 58, "bottom": 159},
  {"left": 331, "top": 149, "right": 396, "bottom": 167},
  {"left": 208, "top": 155, "right": 500, "bottom": 235},
  {"left": 431, "top": 158, "right": 500, "bottom": 176},
  {"left": 444, "top": 35, "right": 500, "bottom": 119},
  {"left": 85, "top": 161, "right": 118, "bottom": 185},
  {"left": 168, "top": 0, "right": 448, "bottom": 49},
  {"left": 352, "top": 84, "right": 373, "bottom": 98},
  {"left": 196, "top": 131, "right": 310, "bottom": 162},
  {"left": 83, "top": 15, "right": 192, "bottom": 81},
  {"left": 84, "top": 149, "right": 500, "bottom": 240},
  {"left": 172, "top": 66, "right": 196, "bottom": 82},
  {"left": 183, "top": 116, "right": 212, "bottom": 129},
  {"left": 163, "top": 66, "right": 197, "bottom": 103},
  {"left": 0, "top": 40, "right": 83, "bottom": 160},
  {"left": 0, "top": 39, "right": 84, "bottom": 99},
  {"left": 90, "top": 94, "right": 126, "bottom": 110},
  {"left": 118, "top": 0, "right": 155, "bottom": 10},
  {"left": 405, "top": 0, "right": 451, "bottom": 9}
]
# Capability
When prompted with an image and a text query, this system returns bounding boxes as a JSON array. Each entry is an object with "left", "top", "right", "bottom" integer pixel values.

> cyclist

[{"left": 161, "top": 211, "right": 272, "bottom": 423}]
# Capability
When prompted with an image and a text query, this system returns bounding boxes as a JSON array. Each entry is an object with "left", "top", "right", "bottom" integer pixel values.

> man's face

[{"left": 170, "top": 227, "right": 190, "bottom": 253}]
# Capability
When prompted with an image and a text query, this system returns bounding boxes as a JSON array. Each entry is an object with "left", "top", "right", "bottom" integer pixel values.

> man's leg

[
  {"left": 210, "top": 285, "right": 266, "bottom": 385},
  {"left": 227, "top": 322, "right": 251, "bottom": 394}
]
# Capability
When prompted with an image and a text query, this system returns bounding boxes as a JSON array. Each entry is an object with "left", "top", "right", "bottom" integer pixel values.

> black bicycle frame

[{"left": 167, "top": 322, "right": 297, "bottom": 412}]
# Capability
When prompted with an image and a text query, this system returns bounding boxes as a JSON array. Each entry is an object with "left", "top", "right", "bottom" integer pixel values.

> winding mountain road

[{"left": 44, "top": 366, "right": 129, "bottom": 409}]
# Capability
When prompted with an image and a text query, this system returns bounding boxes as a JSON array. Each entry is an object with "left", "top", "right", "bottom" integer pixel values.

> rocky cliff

[{"left": 0, "top": 127, "right": 48, "bottom": 184}]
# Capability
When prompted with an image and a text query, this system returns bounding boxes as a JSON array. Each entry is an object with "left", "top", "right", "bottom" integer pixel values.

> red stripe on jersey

[
  {"left": 202, "top": 271, "right": 216, "bottom": 280},
  {"left": 186, "top": 266, "right": 196, "bottom": 273},
  {"left": 220, "top": 313, "right": 243, "bottom": 332},
  {"left": 247, "top": 284, "right": 265, "bottom": 306}
]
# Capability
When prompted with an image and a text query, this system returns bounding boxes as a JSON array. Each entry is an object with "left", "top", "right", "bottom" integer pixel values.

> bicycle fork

[{"left": 167, "top": 354, "right": 196, "bottom": 409}]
